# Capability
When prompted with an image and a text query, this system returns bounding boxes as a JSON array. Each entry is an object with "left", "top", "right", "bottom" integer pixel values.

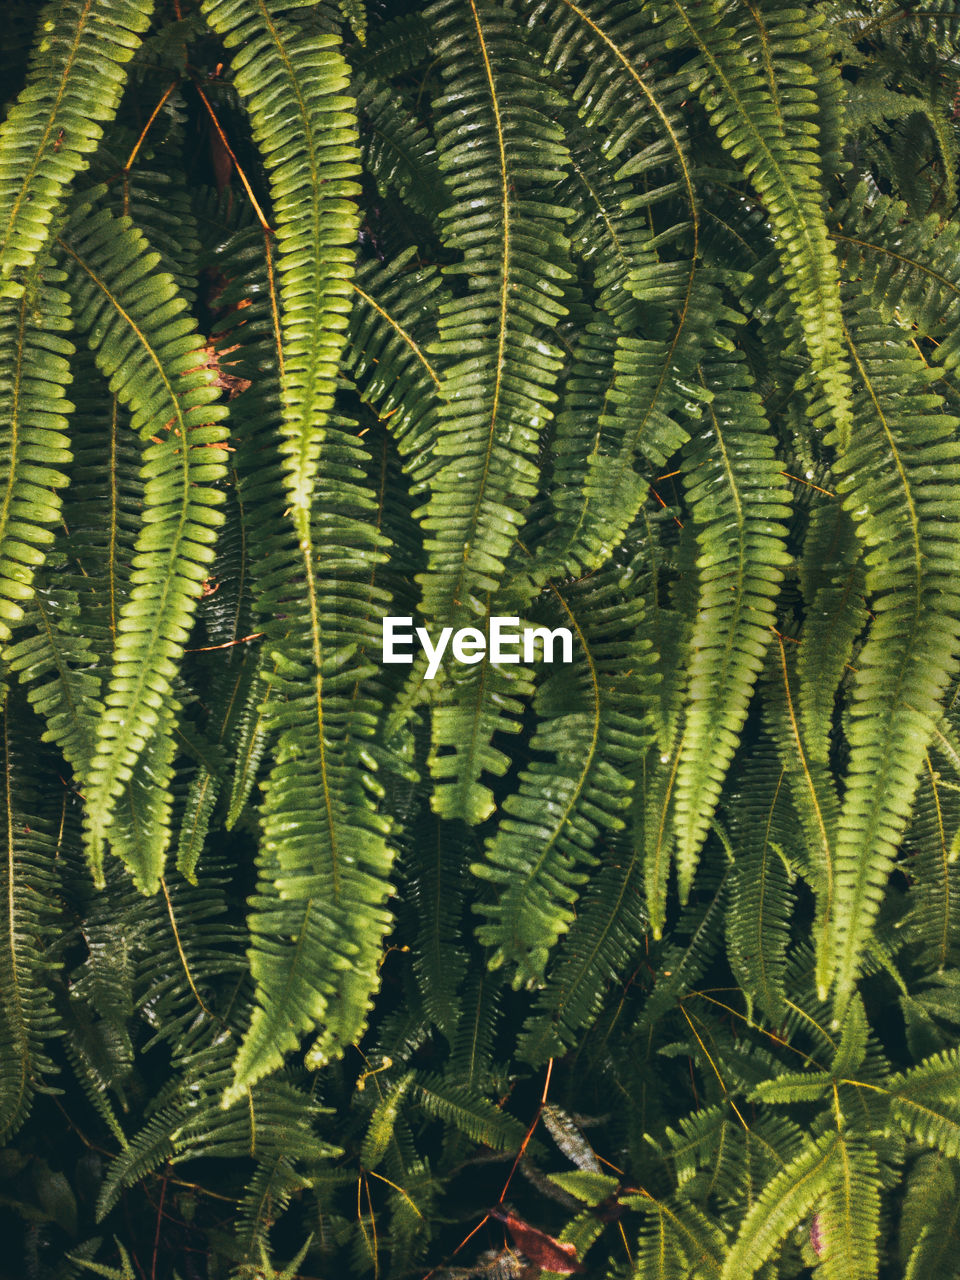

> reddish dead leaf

[{"left": 489, "top": 1208, "right": 584, "bottom": 1275}]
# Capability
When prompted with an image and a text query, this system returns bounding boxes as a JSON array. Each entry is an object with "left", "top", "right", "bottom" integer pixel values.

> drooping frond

[
  {"left": 0, "top": 258, "right": 73, "bottom": 646},
  {"left": 0, "top": 700, "right": 63, "bottom": 1138},
  {"left": 57, "top": 204, "right": 229, "bottom": 889},
  {"left": 670, "top": 345, "right": 792, "bottom": 904},
  {"left": 724, "top": 747, "right": 797, "bottom": 1023},
  {"left": 200, "top": 0, "right": 361, "bottom": 521},
  {"left": 831, "top": 182, "right": 960, "bottom": 371},
  {"left": 472, "top": 568, "right": 652, "bottom": 987},
  {"left": 0, "top": 0, "right": 154, "bottom": 295},
  {"left": 663, "top": 0, "right": 853, "bottom": 440},
  {"left": 796, "top": 500, "right": 866, "bottom": 767},
  {"left": 343, "top": 247, "right": 445, "bottom": 488},
  {"left": 823, "top": 302, "right": 960, "bottom": 1010},
  {"left": 415, "top": 0, "right": 571, "bottom": 622}
]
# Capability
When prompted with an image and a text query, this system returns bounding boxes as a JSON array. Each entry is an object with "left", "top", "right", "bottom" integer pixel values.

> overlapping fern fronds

[{"left": 2, "top": 0, "right": 960, "bottom": 1275}]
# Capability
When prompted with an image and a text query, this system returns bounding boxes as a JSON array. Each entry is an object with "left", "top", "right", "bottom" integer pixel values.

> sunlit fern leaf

[
  {"left": 671, "top": 344, "right": 792, "bottom": 903},
  {"left": 337, "top": 0, "right": 366, "bottom": 43},
  {"left": 225, "top": 421, "right": 396, "bottom": 1100},
  {"left": 416, "top": 0, "right": 572, "bottom": 624},
  {"left": 102, "top": 134, "right": 203, "bottom": 308},
  {"left": 624, "top": 1191, "right": 725, "bottom": 1279},
  {"left": 57, "top": 204, "right": 229, "bottom": 890},
  {"left": 0, "top": 259, "right": 73, "bottom": 647},
  {"left": 815, "top": 1132, "right": 881, "bottom": 1280},
  {"left": 0, "top": 699, "right": 63, "bottom": 1139},
  {"left": 200, "top": 0, "right": 362, "bottom": 521},
  {"left": 666, "top": 0, "right": 853, "bottom": 442},
  {"left": 426, "top": 616, "right": 536, "bottom": 825},
  {"left": 888, "top": 1047, "right": 960, "bottom": 1158},
  {"left": 719, "top": 1130, "right": 839, "bottom": 1280},
  {"left": 472, "top": 568, "right": 652, "bottom": 987},
  {"left": 0, "top": 0, "right": 154, "bottom": 296},
  {"left": 520, "top": 0, "right": 700, "bottom": 251},
  {"left": 823, "top": 305, "right": 960, "bottom": 1013}
]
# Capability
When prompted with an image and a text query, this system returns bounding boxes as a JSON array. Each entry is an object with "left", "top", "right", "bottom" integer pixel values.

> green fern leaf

[
  {"left": 0, "top": 701, "right": 63, "bottom": 1139},
  {"left": 720, "top": 1131, "right": 840, "bottom": 1279},
  {"left": 200, "top": 0, "right": 361, "bottom": 521},
  {"left": 58, "top": 205, "right": 229, "bottom": 889},
  {"left": 0, "top": 259, "right": 73, "bottom": 646},
  {"left": 671, "top": 346, "right": 792, "bottom": 900},
  {"left": 0, "top": 0, "right": 154, "bottom": 295},
  {"left": 416, "top": 0, "right": 571, "bottom": 622},
  {"left": 669, "top": 0, "right": 853, "bottom": 440},
  {"left": 472, "top": 570, "right": 652, "bottom": 986},
  {"left": 824, "top": 307, "right": 960, "bottom": 1010}
]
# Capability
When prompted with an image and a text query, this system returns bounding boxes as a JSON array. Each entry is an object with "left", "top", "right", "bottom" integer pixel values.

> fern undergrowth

[{"left": 2, "top": 0, "right": 960, "bottom": 1276}]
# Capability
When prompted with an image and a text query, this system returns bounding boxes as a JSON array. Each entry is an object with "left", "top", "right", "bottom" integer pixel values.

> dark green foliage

[{"left": 3, "top": 1, "right": 960, "bottom": 1277}]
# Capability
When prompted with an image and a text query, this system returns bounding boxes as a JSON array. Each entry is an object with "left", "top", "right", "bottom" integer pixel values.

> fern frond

[
  {"left": 472, "top": 569, "right": 652, "bottom": 987},
  {"left": 720, "top": 1131, "right": 840, "bottom": 1280},
  {"left": 0, "top": 0, "right": 154, "bottom": 295},
  {"left": 903, "top": 746, "right": 960, "bottom": 971},
  {"left": 414, "top": 1074, "right": 525, "bottom": 1151},
  {"left": 200, "top": 0, "right": 361, "bottom": 520},
  {"left": 343, "top": 247, "right": 445, "bottom": 489},
  {"left": 6, "top": 583, "right": 101, "bottom": 775},
  {"left": 0, "top": 701, "right": 63, "bottom": 1138},
  {"left": 0, "top": 259, "right": 73, "bottom": 646},
  {"left": 831, "top": 182, "right": 960, "bottom": 371},
  {"left": 901, "top": 1153, "right": 960, "bottom": 1280},
  {"left": 824, "top": 305, "right": 960, "bottom": 1010},
  {"left": 671, "top": 346, "right": 792, "bottom": 900},
  {"left": 796, "top": 501, "right": 866, "bottom": 767},
  {"left": 667, "top": 0, "right": 853, "bottom": 440},
  {"left": 415, "top": 0, "right": 571, "bottom": 621},
  {"left": 225, "top": 415, "right": 396, "bottom": 1100},
  {"left": 57, "top": 204, "right": 229, "bottom": 889},
  {"left": 626, "top": 1190, "right": 725, "bottom": 1279},
  {"left": 724, "top": 747, "right": 797, "bottom": 1022},
  {"left": 889, "top": 1047, "right": 960, "bottom": 1158}
]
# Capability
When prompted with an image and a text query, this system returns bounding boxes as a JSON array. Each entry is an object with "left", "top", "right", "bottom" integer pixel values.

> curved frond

[
  {"left": 824, "top": 305, "right": 960, "bottom": 1010},
  {"left": 58, "top": 205, "right": 229, "bottom": 889},
  {"left": 0, "top": 0, "right": 154, "bottom": 294}
]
